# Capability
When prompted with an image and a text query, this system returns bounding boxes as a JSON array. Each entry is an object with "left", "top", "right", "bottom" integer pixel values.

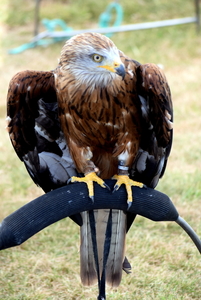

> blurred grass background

[{"left": 0, "top": 0, "right": 201, "bottom": 299}]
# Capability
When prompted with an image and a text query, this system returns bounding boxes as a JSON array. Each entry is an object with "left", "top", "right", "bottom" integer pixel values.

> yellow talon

[
  {"left": 70, "top": 172, "right": 108, "bottom": 200},
  {"left": 112, "top": 175, "right": 143, "bottom": 204}
]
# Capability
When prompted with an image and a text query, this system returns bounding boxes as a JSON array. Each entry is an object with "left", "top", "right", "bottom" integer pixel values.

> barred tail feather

[
  {"left": 80, "top": 209, "right": 126, "bottom": 287},
  {"left": 80, "top": 211, "right": 97, "bottom": 286},
  {"left": 106, "top": 210, "right": 126, "bottom": 287}
]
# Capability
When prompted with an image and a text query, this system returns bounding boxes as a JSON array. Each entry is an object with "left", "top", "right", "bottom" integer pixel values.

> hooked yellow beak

[
  {"left": 114, "top": 63, "right": 125, "bottom": 79},
  {"left": 98, "top": 62, "right": 125, "bottom": 79}
]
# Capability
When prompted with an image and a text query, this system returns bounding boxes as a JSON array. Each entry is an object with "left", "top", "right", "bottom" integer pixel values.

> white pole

[{"left": 31, "top": 17, "right": 197, "bottom": 42}]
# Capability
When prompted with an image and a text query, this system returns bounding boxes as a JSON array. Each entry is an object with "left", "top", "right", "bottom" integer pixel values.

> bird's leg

[
  {"left": 69, "top": 160, "right": 109, "bottom": 201},
  {"left": 112, "top": 160, "right": 143, "bottom": 208}
]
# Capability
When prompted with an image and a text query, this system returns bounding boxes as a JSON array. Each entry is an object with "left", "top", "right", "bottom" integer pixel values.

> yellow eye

[{"left": 92, "top": 54, "right": 103, "bottom": 63}]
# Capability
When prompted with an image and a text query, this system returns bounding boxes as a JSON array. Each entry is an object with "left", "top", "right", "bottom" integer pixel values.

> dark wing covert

[
  {"left": 7, "top": 70, "right": 77, "bottom": 193},
  {"left": 131, "top": 63, "right": 173, "bottom": 188}
]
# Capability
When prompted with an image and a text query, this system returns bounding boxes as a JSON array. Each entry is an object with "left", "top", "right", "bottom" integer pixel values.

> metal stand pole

[
  {"left": 195, "top": 0, "right": 200, "bottom": 32},
  {"left": 34, "top": 0, "right": 41, "bottom": 37}
]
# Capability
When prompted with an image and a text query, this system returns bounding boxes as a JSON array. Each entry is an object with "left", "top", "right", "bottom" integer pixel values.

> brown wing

[
  {"left": 131, "top": 63, "right": 173, "bottom": 188},
  {"left": 7, "top": 70, "right": 77, "bottom": 193}
]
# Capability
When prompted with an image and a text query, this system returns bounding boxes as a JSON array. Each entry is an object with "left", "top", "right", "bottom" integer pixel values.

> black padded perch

[
  {"left": 0, "top": 180, "right": 200, "bottom": 251},
  {"left": 0, "top": 180, "right": 201, "bottom": 299}
]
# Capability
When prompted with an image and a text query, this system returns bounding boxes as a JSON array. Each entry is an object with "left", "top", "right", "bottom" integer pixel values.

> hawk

[{"left": 7, "top": 33, "right": 173, "bottom": 289}]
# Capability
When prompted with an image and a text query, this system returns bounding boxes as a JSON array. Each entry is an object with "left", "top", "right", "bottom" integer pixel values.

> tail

[{"left": 80, "top": 209, "right": 126, "bottom": 287}]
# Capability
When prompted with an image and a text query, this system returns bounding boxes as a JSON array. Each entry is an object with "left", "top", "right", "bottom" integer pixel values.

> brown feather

[
  {"left": 55, "top": 49, "right": 142, "bottom": 174},
  {"left": 80, "top": 209, "right": 126, "bottom": 287},
  {"left": 54, "top": 33, "right": 172, "bottom": 287},
  {"left": 6, "top": 32, "right": 173, "bottom": 290},
  {"left": 7, "top": 70, "right": 56, "bottom": 160}
]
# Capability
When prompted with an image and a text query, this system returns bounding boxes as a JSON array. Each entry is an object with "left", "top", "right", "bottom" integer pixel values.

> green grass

[
  {"left": 2, "top": 0, "right": 195, "bottom": 28},
  {"left": 0, "top": 0, "right": 201, "bottom": 299},
  {"left": 38, "top": 0, "right": 195, "bottom": 29}
]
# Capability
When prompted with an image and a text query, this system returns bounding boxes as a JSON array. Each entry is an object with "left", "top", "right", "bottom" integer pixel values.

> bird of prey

[{"left": 7, "top": 32, "right": 173, "bottom": 289}]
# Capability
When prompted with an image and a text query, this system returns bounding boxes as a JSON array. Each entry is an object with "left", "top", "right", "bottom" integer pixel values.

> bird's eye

[{"left": 92, "top": 54, "right": 103, "bottom": 63}]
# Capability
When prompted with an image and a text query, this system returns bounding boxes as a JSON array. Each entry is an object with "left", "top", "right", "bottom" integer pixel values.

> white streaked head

[{"left": 59, "top": 32, "right": 125, "bottom": 89}]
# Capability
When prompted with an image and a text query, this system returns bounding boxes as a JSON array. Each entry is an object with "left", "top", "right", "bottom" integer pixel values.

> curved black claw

[
  {"left": 67, "top": 178, "right": 72, "bottom": 184},
  {"left": 103, "top": 182, "right": 111, "bottom": 191},
  {"left": 112, "top": 184, "right": 119, "bottom": 193},
  {"left": 127, "top": 201, "right": 132, "bottom": 210},
  {"left": 90, "top": 195, "right": 94, "bottom": 203}
]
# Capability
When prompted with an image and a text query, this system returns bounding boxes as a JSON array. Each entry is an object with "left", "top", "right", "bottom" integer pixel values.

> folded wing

[
  {"left": 6, "top": 70, "right": 77, "bottom": 193},
  {"left": 131, "top": 63, "right": 173, "bottom": 188}
]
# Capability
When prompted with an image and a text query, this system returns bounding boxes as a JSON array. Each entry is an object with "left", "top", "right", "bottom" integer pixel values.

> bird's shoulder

[{"left": 7, "top": 70, "right": 77, "bottom": 192}]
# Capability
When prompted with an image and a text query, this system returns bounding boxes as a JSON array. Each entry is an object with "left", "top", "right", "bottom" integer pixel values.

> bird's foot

[
  {"left": 69, "top": 172, "right": 110, "bottom": 201},
  {"left": 112, "top": 174, "right": 143, "bottom": 208}
]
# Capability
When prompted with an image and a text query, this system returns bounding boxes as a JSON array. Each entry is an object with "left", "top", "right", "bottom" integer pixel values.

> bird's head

[{"left": 59, "top": 32, "right": 125, "bottom": 89}]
